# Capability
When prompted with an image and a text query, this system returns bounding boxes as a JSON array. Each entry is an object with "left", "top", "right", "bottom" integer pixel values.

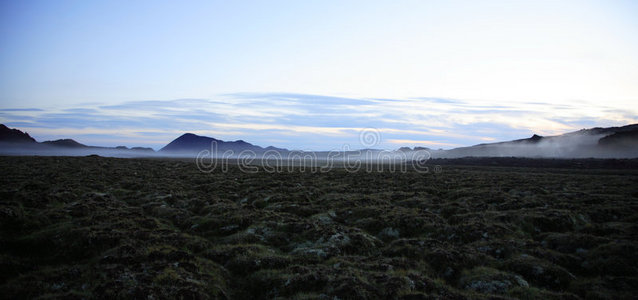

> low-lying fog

[{"left": 1, "top": 132, "right": 637, "bottom": 161}]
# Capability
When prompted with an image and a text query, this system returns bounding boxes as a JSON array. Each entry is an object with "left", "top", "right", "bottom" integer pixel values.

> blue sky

[{"left": 1, "top": 0, "right": 637, "bottom": 150}]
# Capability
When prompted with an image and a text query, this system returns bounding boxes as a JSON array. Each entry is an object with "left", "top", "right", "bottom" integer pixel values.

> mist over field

[{"left": 2, "top": 123, "right": 637, "bottom": 160}]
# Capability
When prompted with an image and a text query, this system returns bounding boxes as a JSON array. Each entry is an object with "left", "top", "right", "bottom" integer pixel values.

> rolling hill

[{"left": 159, "top": 133, "right": 287, "bottom": 154}]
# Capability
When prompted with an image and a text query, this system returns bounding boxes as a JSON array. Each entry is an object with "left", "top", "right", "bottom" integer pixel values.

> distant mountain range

[
  {"left": 438, "top": 123, "right": 638, "bottom": 158},
  {"left": 0, "top": 125, "right": 286, "bottom": 157},
  {"left": 0, "top": 124, "right": 154, "bottom": 155},
  {"left": 0, "top": 123, "right": 637, "bottom": 158}
]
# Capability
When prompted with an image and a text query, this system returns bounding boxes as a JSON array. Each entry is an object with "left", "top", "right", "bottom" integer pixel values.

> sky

[{"left": 1, "top": 0, "right": 637, "bottom": 150}]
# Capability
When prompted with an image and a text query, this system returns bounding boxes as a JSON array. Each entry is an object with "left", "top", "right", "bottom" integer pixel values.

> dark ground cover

[
  {"left": 429, "top": 157, "right": 638, "bottom": 169},
  {"left": 0, "top": 156, "right": 637, "bottom": 299}
]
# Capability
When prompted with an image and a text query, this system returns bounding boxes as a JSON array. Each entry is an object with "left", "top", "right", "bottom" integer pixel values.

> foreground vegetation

[{"left": 1, "top": 156, "right": 637, "bottom": 299}]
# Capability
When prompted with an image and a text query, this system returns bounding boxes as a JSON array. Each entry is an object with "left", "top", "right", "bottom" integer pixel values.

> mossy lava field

[{"left": 1, "top": 156, "right": 637, "bottom": 299}]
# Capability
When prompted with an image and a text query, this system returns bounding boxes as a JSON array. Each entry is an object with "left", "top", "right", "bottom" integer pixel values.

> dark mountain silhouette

[
  {"left": 525, "top": 134, "right": 543, "bottom": 143},
  {"left": 0, "top": 124, "right": 156, "bottom": 155},
  {"left": 114, "top": 145, "right": 154, "bottom": 152},
  {"left": 0, "top": 124, "right": 36, "bottom": 143},
  {"left": 131, "top": 147, "right": 155, "bottom": 152},
  {"left": 443, "top": 123, "right": 638, "bottom": 158},
  {"left": 42, "top": 139, "right": 87, "bottom": 148},
  {"left": 159, "top": 133, "right": 287, "bottom": 154},
  {"left": 397, "top": 146, "right": 432, "bottom": 152},
  {"left": 598, "top": 129, "right": 638, "bottom": 149},
  {"left": 576, "top": 123, "right": 638, "bottom": 136}
]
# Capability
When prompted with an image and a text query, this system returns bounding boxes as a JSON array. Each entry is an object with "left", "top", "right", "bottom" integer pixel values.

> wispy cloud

[
  {"left": 386, "top": 139, "right": 462, "bottom": 147},
  {"left": 1, "top": 93, "right": 636, "bottom": 150},
  {"left": 0, "top": 108, "right": 43, "bottom": 112}
]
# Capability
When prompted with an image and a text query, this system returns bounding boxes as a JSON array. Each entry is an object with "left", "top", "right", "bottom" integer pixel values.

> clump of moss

[{"left": 458, "top": 266, "right": 528, "bottom": 295}]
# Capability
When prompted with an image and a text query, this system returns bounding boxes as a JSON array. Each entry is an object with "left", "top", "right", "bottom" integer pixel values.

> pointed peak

[
  {"left": 176, "top": 133, "right": 220, "bottom": 141},
  {"left": 179, "top": 133, "right": 199, "bottom": 138},
  {"left": 530, "top": 134, "right": 543, "bottom": 140}
]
